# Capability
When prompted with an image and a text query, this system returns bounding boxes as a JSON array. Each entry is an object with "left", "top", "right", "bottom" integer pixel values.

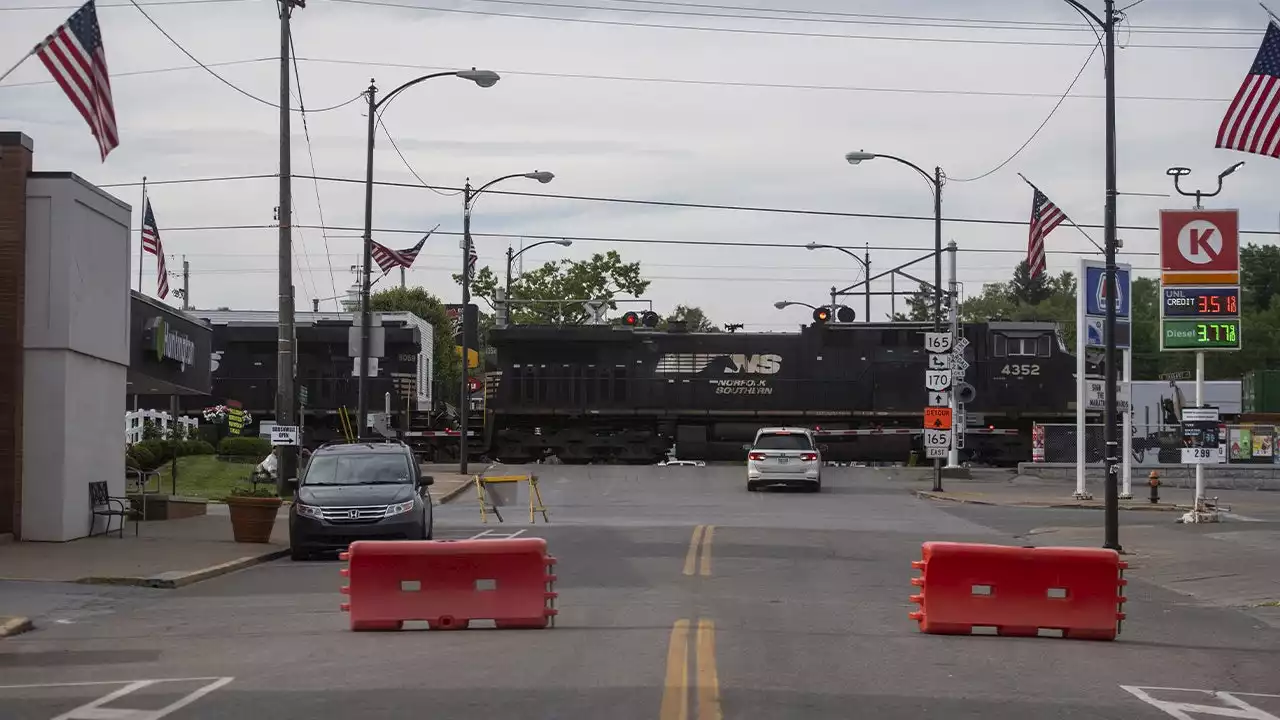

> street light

[
  {"left": 843, "top": 148, "right": 945, "bottom": 491},
  {"left": 805, "top": 242, "right": 870, "bottom": 322},
  {"left": 459, "top": 170, "right": 556, "bottom": 474},
  {"left": 774, "top": 300, "right": 818, "bottom": 311},
  {"left": 356, "top": 68, "right": 500, "bottom": 444},
  {"left": 505, "top": 239, "right": 573, "bottom": 299}
]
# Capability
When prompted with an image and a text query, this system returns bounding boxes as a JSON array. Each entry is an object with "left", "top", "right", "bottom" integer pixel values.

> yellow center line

[
  {"left": 696, "top": 619, "right": 723, "bottom": 720},
  {"left": 683, "top": 525, "right": 705, "bottom": 576},
  {"left": 699, "top": 526, "right": 715, "bottom": 577},
  {"left": 659, "top": 619, "right": 690, "bottom": 720}
]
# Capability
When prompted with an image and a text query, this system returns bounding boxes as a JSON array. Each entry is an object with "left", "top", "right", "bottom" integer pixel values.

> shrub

[
  {"left": 178, "top": 439, "right": 216, "bottom": 456},
  {"left": 218, "top": 436, "right": 272, "bottom": 458},
  {"left": 127, "top": 444, "right": 160, "bottom": 472}
]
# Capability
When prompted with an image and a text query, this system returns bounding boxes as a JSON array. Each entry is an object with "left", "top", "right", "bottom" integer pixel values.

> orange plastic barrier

[
  {"left": 908, "top": 541, "right": 1128, "bottom": 641},
  {"left": 339, "top": 538, "right": 558, "bottom": 631}
]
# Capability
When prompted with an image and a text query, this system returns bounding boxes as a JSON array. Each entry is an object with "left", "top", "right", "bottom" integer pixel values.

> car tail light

[
  {"left": 748, "top": 452, "right": 766, "bottom": 461},
  {"left": 800, "top": 452, "right": 817, "bottom": 462}
]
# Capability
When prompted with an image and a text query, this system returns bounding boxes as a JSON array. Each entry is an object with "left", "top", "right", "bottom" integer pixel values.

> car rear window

[{"left": 753, "top": 433, "right": 813, "bottom": 450}]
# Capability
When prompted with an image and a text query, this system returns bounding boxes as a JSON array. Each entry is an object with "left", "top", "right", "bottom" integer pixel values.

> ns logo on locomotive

[{"left": 471, "top": 318, "right": 1086, "bottom": 466}]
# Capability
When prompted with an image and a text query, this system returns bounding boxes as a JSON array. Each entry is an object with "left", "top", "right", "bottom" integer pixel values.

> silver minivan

[{"left": 746, "top": 426, "right": 822, "bottom": 492}]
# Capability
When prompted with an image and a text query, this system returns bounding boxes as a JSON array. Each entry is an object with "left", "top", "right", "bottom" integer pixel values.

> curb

[
  {"left": 913, "top": 490, "right": 1184, "bottom": 513},
  {"left": 75, "top": 548, "right": 290, "bottom": 589},
  {"left": 0, "top": 616, "right": 34, "bottom": 638},
  {"left": 434, "top": 477, "right": 477, "bottom": 506}
]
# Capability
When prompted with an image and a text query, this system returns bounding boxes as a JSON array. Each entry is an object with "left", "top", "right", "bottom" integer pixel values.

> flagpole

[
  {"left": 138, "top": 176, "right": 147, "bottom": 293},
  {"left": 1260, "top": 3, "right": 1279, "bottom": 23},
  {"left": 400, "top": 267, "right": 405, "bottom": 288},
  {"left": 0, "top": 48, "right": 36, "bottom": 86},
  {"left": 1017, "top": 172, "right": 1104, "bottom": 254}
]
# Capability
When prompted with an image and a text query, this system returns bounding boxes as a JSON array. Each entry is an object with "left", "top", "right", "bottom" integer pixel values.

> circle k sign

[{"left": 1159, "top": 209, "right": 1240, "bottom": 273}]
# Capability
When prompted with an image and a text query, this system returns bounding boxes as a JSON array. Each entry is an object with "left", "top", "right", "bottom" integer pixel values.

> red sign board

[{"left": 1159, "top": 209, "right": 1240, "bottom": 273}]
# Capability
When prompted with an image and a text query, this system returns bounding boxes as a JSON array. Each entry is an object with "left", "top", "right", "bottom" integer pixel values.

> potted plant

[{"left": 225, "top": 482, "right": 282, "bottom": 543}]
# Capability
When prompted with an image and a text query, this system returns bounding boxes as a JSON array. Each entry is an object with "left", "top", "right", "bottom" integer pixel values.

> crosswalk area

[
  {"left": 0, "top": 676, "right": 233, "bottom": 720},
  {"left": 1122, "top": 686, "right": 1280, "bottom": 719}
]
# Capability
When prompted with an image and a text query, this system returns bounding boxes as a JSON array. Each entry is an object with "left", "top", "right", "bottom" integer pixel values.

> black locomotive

[{"left": 480, "top": 320, "right": 1088, "bottom": 465}]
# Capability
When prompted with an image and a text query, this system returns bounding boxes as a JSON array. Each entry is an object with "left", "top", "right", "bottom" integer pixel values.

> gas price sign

[
  {"left": 1162, "top": 319, "right": 1241, "bottom": 350},
  {"left": 1162, "top": 287, "right": 1240, "bottom": 318}
]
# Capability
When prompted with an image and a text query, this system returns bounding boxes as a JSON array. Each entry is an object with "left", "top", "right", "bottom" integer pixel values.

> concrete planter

[{"left": 226, "top": 496, "right": 282, "bottom": 543}]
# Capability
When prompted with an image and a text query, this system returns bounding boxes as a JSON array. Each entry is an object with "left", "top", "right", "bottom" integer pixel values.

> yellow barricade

[{"left": 475, "top": 473, "right": 549, "bottom": 524}]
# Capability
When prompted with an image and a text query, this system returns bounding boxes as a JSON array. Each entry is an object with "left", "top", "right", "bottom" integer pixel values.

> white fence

[{"left": 125, "top": 410, "right": 199, "bottom": 444}]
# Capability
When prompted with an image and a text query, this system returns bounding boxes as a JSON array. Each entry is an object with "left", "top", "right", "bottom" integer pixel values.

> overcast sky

[{"left": 2, "top": 0, "right": 1278, "bottom": 330}]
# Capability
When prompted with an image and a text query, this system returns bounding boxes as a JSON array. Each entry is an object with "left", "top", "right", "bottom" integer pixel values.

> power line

[
  {"left": 414, "top": 0, "right": 1266, "bottom": 37},
  {"left": 327, "top": 0, "right": 1260, "bottom": 50},
  {"left": 289, "top": 25, "right": 340, "bottom": 305},
  {"left": 952, "top": 41, "right": 1100, "bottom": 183},
  {"left": 377, "top": 115, "right": 463, "bottom": 197},
  {"left": 99, "top": 172, "right": 1280, "bottom": 238},
  {"left": 0, "top": 0, "right": 252, "bottom": 9},
  {"left": 292, "top": 56, "right": 1236, "bottom": 104},
  {"left": 0, "top": 58, "right": 272, "bottom": 89}
]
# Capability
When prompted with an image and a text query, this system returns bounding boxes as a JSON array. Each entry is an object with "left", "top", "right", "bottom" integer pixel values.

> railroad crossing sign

[
  {"left": 924, "top": 407, "right": 952, "bottom": 430},
  {"left": 924, "top": 370, "right": 952, "bottom": 391},
  {"left": 928, "top": 390, "right": 951, "bottom": 407},
  {"left": 953, "top": 337, "right": 969, "bottom": 352},
  {"left": 952, "top": 355, "right": 969, "bottom": 372},
  {"left": 1159, "top": 209, "right": 1240, "bottom": 284},
  {"left": 583, "top": 300, "right": 606, "bottom": 324}
]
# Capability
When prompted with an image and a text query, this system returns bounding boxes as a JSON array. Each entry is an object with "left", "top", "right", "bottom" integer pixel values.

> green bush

[
  {"left": 127, "top": 444, "right": 160, "bottom": 472},
  {"left": 218, "top": 436, "right": 272, "bottom": 458},
  {"left": 125, "top": 452, "right": 141, "bottom": 471},
  {"left": 178, "top": 439, "right": 216, "bottom": 456}
]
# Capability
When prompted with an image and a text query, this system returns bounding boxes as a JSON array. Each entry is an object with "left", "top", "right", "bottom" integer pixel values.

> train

[{"left": 472, "top": 319, "right": 1095, "bottom": 465}]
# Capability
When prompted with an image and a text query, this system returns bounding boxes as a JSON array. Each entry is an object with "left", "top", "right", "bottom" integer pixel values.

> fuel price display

[{"left": 1162, "top": 287, "right": 1240, "bottom": 318}]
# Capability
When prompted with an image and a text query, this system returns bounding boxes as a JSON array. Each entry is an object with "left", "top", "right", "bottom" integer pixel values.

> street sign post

[
  {"left": 1076, "top": 257, "right": 1133, "bottom": 500},
  {"left": 922, "top": 331, "right": 955, "bottom": 477},
  {"left": 1160, "top": 209, "right": 1241, "bottom": 511}
]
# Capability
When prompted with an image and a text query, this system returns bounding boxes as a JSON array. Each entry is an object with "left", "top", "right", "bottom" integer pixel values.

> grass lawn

[{"left": 153, "top": 455, "right": 262, "bottom": 501}]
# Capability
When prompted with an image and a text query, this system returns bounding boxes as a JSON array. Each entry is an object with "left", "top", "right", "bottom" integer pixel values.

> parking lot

[{"left": 3, "top": 465, "right": 1278, "bottom": 719}]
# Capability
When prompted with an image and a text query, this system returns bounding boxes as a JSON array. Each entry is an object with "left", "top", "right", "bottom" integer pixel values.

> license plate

[{"left": 777, "top": 458, "right": 789, "bottom": 464}]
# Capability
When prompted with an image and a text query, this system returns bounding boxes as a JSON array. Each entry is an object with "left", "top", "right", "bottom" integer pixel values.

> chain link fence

[{"left": 1033, "top": 422, "right": 1278, "bottom": 467}]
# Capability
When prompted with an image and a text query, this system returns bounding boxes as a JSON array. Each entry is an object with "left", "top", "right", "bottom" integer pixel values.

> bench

[{"left": 89, "top": 480, "right": 136, "bottom": 538}]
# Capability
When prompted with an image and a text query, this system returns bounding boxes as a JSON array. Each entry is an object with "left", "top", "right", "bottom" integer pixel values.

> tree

[
  {"left": 368, "top": 286, "right": 462, "bottom": 396},
  {"left": 1007, "top": 260, "right": 1054, "bottom": 305},
  {"left": 456, "top": 250, "right": 650, "bottom": 325},
  {"left": 1241, "top": 244, "right": 1280, "bottom": 313},
  {"left": 890, "top": 282, "right": 942, "bottom": 322},
  {"left": 662, "top": 305, "right": 718, "bottom": 332}
]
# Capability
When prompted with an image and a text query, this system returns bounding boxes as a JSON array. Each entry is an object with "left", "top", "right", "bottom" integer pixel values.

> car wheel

[
  {"left": 747, "top": 482, "right": 759, "bottom": 492},
  {"left": 290, "top": 548, "right": 309, "bottom": 561}
]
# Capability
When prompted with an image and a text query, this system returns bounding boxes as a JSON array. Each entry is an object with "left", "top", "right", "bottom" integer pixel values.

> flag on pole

[
  {"left": 141, "top": 199, "right": 169, "bottom": 299},
  {"left": 467, "top": 240, "right": 478, "bottom": 280},
  {"left": 1214, "top": 21, "right": 1280, "bottom": 159},
  {"left": 34, "top": 0, "right": 118, "bottom": 161},
  {"left": 370, "top": 226, "right": 436, "bottom": 274},
  {"left": 1026, "top": 185, "right": 1067, "bottom": 279}
]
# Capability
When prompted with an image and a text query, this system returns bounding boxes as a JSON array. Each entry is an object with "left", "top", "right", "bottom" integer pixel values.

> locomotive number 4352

[{"left": 1000, "top": 363, "right": 1041, "bottom": 377}]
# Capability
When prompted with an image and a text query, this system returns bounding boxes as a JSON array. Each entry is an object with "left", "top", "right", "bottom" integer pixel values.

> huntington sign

[{"left": 143, "top": 316, "right": 196, "bottom": 369}]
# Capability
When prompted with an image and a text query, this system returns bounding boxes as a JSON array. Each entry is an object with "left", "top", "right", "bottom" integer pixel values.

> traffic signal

[
  {"left": 623, "top": 311, "right": 639, "bottom": 326},
  {"left": 812, "top": 306, "right": 831, "bottom": 323},
  {"left": 835, "top": 306, "right": 856, "bottom": 323},
  {"left": 622, "top": 310, "right": 661, "bottom": 327}
]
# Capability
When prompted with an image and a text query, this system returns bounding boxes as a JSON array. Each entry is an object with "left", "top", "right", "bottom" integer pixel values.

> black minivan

[{"left": 288, "top": 440, "right": 433, "bottom": 560}]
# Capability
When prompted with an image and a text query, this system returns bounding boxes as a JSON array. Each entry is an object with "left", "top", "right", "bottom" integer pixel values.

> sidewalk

[{"left": 0, "top": 507, "right": 288, "bottom": 588}]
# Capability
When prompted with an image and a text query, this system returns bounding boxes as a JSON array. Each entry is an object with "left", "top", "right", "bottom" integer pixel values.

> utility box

[{"left": 1243, "top": 370, "right": 1280, "bottom": 414}]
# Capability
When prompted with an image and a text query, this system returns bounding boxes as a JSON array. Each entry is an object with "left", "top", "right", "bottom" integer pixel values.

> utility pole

[
  {"left": 400, "top": 267, "right": 406, "bottom": 289},
  {"left": 932, "top": 165, "right": 944, "bottom": 493},
  {"left": 1100, "top": 0, "right": 1121, "bottom": 553},
  {"left": 459, "top": 180, "right": 473, "bottom": 475},
  {"left": 275, "top": 0, "right": 304, "bottom": 496},
  {"left": 181, "top": 256, "right": 190, "bottom": 310}
]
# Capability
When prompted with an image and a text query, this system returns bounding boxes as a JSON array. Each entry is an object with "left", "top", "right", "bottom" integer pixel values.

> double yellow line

[
  {"left": 659, "top": 618, "right": 722, "bottom": 720},
  {"left": 683, "top": 524, "right": 715, "bottom": 577}
]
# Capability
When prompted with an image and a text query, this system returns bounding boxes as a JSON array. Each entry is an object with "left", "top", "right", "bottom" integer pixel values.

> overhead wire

[
  {"left": 95, "top": 172, "right": 1280, "bottom": 238},
  {"left": 289, "top": 18, "right": 341, "bottom": 306},
  {"left": 950, "top": 40, "right": 1100, "bottom": 183},
  {"left": 325, "top": 0, "right": 1260, "bottom": 50}
]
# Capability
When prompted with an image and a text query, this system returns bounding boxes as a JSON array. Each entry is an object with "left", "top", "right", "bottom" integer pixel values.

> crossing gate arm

[{"left": 476, "top": 474, "right": 549, "bottom": 524}]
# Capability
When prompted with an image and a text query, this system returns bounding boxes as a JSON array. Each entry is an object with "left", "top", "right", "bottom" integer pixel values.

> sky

[{"left": 2, "top": 0, "right": 1279, "bottom": 331}]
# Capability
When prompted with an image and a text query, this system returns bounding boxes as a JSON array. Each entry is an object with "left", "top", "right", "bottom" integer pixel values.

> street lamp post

[
  {"left": 356, "top": 68, "right": 500, "bottom": 444},
  {"left": 774, "top": 300, "right": 818, "bottom": 311},
  {"left": 505, "top": 239, "right": 573, "bottom": 299},
  {"left": 845, "top": 150, "right": 945, "bottom": 491},
  {"left": 459, "top": 171, "right": 556, "bottom": 474},
  {"left": 805, "top": 243, "right": 871, "bottom": 322}
]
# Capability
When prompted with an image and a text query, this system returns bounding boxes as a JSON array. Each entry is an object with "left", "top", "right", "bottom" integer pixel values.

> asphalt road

[{"left": 2, "top": 466, "right": 1278, "bottom": 719}]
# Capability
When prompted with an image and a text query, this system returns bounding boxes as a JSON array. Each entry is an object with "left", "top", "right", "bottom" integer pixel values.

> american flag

[
  {"left": 467, "top": 240, "right": 478, "bottom": 280},
  {"left": 370, "top": 226, "right": 435, "bottom": 274},
  {"left": 1026, "top": 187, "right": 1067, "bottom": 279},
  {"left": 141, "top": 199, "right": 169, "bottom": 299},
  {"left": 35, "top": 0, "right": 118, "bottom": 161},
  {"left": 1215, "top": 21, "right": 1280, "bottom": 159}
]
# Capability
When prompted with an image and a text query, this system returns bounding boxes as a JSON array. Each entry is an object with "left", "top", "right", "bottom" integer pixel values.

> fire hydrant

[{"left": 1149, "top": 470, "right": 1161, "bottom": 504}]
